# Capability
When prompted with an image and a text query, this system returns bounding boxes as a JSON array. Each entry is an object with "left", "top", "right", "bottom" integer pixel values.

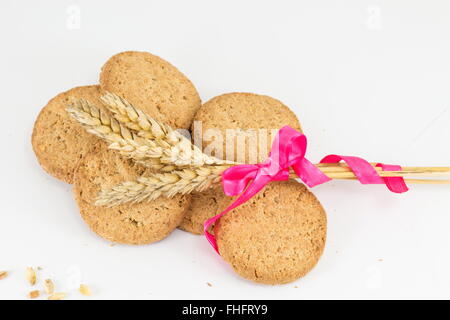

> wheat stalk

[
  {"left": 101, "top": 92, "right": 233, "bottom": 167},
  {"left": 68, "top": 94, "right": 233, "bottom": 169},
  {"left": 95, "top": 165, "right": 229, "bottom": 207},
  {"left": 96, "top": 161, "right": 450, "bottom": 206},
  {"left": 67, "top": 99, "right": 170, "bottom": 169},
  {"left": 68, "top": 94, "right": 450, "bottom": 207}
]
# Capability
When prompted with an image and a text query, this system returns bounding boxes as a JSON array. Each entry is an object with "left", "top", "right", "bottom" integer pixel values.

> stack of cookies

[{"left": 32, "top": 51, "right": 327, "bottom": 285}]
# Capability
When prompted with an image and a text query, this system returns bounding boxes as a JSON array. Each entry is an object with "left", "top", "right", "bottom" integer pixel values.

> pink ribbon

[
  {"left": 204, "top": 126, "right": 408, "bottom": 253},
  {"left": 320, "top": 155, "right": 408, "bottom": 193}
]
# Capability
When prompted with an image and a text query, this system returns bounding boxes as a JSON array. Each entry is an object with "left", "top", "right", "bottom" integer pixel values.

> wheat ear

[
  {"left": 67, "top": 99, "right": 173, "bottom": 170},
  {"left": 101, "top": 92, "right": 233, "bottom": 167},
  {"left": 95, "top": 165, "right": 229, "bottom": 207}
]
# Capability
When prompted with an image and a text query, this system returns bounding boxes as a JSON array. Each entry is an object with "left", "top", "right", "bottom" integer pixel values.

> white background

[{"left": 0, "top": 0, "right": 449, "bottom": 300}]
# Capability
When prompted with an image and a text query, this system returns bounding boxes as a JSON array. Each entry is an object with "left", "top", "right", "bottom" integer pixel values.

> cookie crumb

[
  {"left": 26, "top": 267, "right": 37, "bottom": 285},
  {"left": 206, "top": 282, "right": 212, "bottom": 287},
  {"left": 109, "top": 243, "right": 116, "bottom": 247},
  {"left": 44, "top": 279, "right": 55, "bottom": 295},
  {"left": 48, "top": 292, "right": 66, "bottom": 300},
  {"left": 28, "top": 290, "right": 40, "bottom": 299},
  {"left": 294, "top": 286, "right": 298, "bottom": 288},
  {"left": 378, "top": 258, "right": 384, "bottom": 262},
  {"left": 79, "top": 284, "right": 91, "bottom": 296},
  {"left": 0, "top": 271, "right": 7, "bottom": 280}
]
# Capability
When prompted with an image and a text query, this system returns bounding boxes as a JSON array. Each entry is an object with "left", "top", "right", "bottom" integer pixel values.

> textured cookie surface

[
  {"left": 73, "top": 146, "right": 191, "bottom": 245},
  {"left": 178, "top": 187, "right": 222, "bottom": 235},
  {"left": 179, "top": 92, "right": 301, "bottom": 235},
  {"left": 193, "top": 92, "right": 301, "bottom": 164},
  {"left": 100, "top": 51, "right": 201, "bottom": 129},
  {"left": 215, "top": 181, "right": 327, "bottom": 285},
  {"left": 32, "top": 85, "right": 103, "bottom": 183}
]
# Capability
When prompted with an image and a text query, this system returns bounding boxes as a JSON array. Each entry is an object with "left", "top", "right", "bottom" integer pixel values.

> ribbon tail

[
  {"left": 376, "top": 163, "right": 409, "bottom": 193},
  {"left": 321, "top": 154, "right": 384, "bottom": 184},
  {"left": 321, "top": 154, "right": 408, "bottom": 193},
  {"left": 204, "top": 175, "right": 272, "bottom": 254}
]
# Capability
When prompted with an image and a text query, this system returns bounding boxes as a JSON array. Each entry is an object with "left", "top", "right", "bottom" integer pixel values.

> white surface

[{"left": 1, "top": 0, "right": 450, "bottom": 300}]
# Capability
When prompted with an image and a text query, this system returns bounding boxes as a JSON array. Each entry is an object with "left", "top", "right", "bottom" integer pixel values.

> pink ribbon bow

[{"left": 204, "top": 126, "right": 408, "bottom": 253}]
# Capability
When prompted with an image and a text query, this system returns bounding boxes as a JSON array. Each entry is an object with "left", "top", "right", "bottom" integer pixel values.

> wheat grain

[
  {"left": 48, "top": 292, "right": 66, "bottom": 300},
  {"left": 96, "top": 165, "right": 228, "bottom": 207},
  {"left": 0, "top": 271, "right": 7, "bottom": 280},
  {"left": 26, "top": 267, "right": 36, "bottom": 285},
  {"left": 79, "top": 284, "right": 92, "bottom": 296},
  {"left": 28, "top": 290, "right": 40, "bottom": 299},
  {"left": 44, "top": 279, "right": 54, "bottom": 295}
]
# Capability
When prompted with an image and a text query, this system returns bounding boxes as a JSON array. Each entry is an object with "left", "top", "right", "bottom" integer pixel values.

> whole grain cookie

[
  {"left": 100, "top": 51, "right": 201, "bottom": 129},
  {"left": 215, "top": 181, "right": 327, "bottom": 285},
  {"left": 193, "top": 92, "right": 301, "bottom": 164},
  {"left": 179, "top": 92, "right": 301, "bottom": 235},
  {"left": 73, "top": 145, "right": 191, "bottom": 245},
  {"left": 178, "top": 187, "right": 222, "bottom": 235},
  {"left": 32, "top": 85, "right": 104, "bottom": 183}
]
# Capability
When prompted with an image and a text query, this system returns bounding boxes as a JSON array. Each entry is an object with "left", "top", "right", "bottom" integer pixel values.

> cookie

[
  {"left": 192, "top": 92, "right": 302, "bottom": 164},
  {"left": 32, "top": 85, "right": 104, "bottom": 183},
  {"left": 179, "top": 92, "right": 301, "bottom": 235},
  {"left": 100, "top": 51, "right": 201, "bottom": 129},
  {"left": 215, "top": 181, "right": 327, "bottom": 285},
  {"left": 73, "top": 145, "right": 191, "bottom": 245},
  {"left": 177, "top": 187, "right": 222, "bottom": 235}
]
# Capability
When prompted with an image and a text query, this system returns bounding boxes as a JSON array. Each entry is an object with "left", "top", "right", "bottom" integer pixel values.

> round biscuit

[
  {"left": 177, "top": 187, "right": 222, "bottom": 235},
  {"left": 192, "top": 92, "right": 301, "bottom": 164},
  {"left": 215, "top": 180, "right": 327, "bottom": 285},
  {"left": 73, "top": 145, "right": 191, "bottom": 245},
  {"left": 100, "top": 51, "right": 201, "bottom": 129},
  {"left": 32, "top": 85, "right": 104, "bottom": 183}
]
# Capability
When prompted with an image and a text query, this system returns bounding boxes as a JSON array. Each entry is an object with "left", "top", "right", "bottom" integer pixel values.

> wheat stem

[
  {"left": 97, "top": 163, "right": 450, "bottom": 206},
  {"left": 68, "top": 94, "right": 450, "bottom": 206},
  {"left": 95, "top": 165, "right": 229, "bottom": 207}
]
